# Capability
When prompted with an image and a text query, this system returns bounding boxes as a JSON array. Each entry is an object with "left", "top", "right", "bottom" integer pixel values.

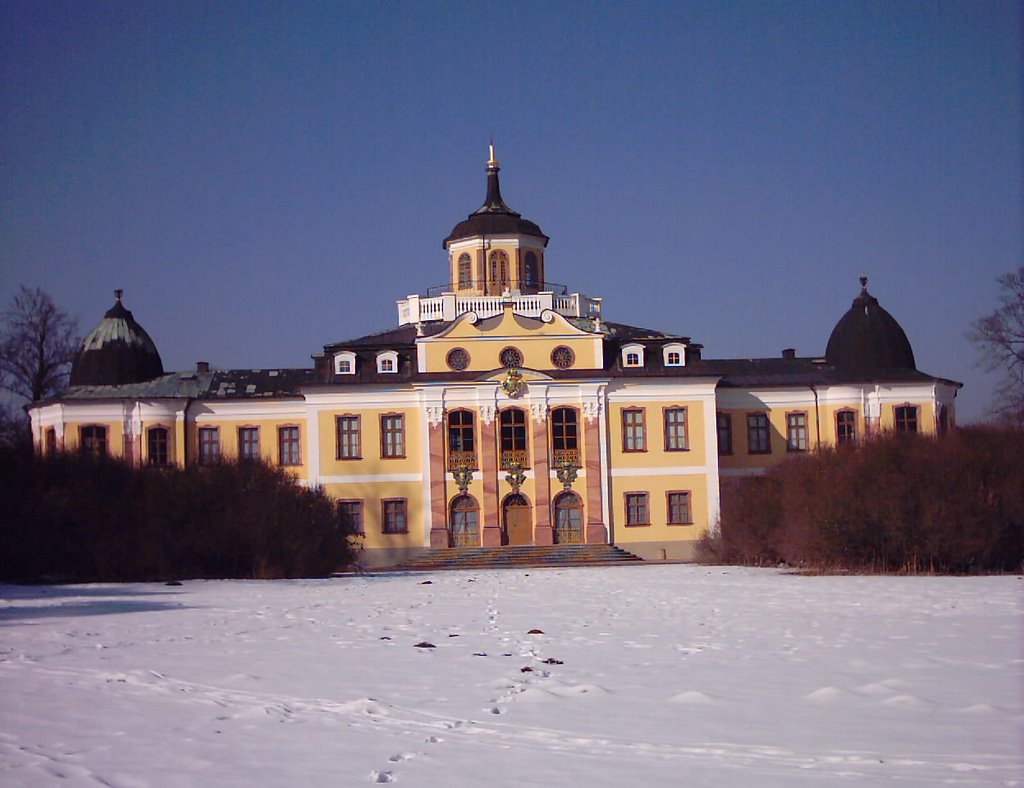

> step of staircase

[{"left": 396, "top": 544, "right": 643, "bottom": 572}]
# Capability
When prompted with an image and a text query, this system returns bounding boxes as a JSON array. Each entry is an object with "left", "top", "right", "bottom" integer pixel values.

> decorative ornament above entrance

[
  {"left": 452, "top": 466, "right": 474, "bottom": 493},
  {"left": 505, "top": 461, "right": 527, "bottom": 492},
  {"left": 555, "top": 460, "right": 578, "bottom": 490},
  {"left": 502, "top": 368, "right": 525, "bottom": 398}
]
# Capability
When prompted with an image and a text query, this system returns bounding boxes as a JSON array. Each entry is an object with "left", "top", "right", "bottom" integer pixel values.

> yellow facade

[{"left": 30, "top": 149, "right": 961, "bottom": 568}]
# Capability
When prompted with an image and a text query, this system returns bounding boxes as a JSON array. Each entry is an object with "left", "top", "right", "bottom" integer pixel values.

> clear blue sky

[{"left": 2, "top": 1, "right": 1021, "bottom": 422}]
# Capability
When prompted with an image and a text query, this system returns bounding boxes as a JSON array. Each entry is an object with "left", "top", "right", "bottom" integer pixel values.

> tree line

[
  {"left": 0, "top": 447, "right": 359, "bottom": 583},
  {"left": 701, "top": 426, "right": 1024, "bottom": 573}
]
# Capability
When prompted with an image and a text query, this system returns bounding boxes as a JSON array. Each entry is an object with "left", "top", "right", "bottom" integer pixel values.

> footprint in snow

[{"left": 370, "top": 770, "right": 394, "bottom": 783}]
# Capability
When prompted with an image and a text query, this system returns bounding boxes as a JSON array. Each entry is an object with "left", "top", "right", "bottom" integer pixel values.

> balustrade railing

[{"left": 397, "top": 290, "right": 602, "bottom": 325}]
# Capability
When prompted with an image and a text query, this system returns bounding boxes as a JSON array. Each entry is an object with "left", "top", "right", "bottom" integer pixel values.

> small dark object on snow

[
  {"left": 418, "top": 580, "right": 433, "bottom": 585},
  {"left": 380, "top": 636, "right": 392, "bottom": 640},
  {"left": 520, "top": 666, "right": 534, "bottom": 673},
  {"left": 448, "top": 634, "right": 460, "bottom": 637},
  {"left": 473, "top": 652, "right": 487, "bottom": 657},
  {"left": 502, "top": 652, "right": 512, "bottom": 656},
  {"left": 541, "top": 658, "right": 563, "bottom": 665},
  {"left": 414, "top": 641, "right": 436, "bottom": 648},
  {"left": 165, "top": 581, "right": 182, "bottom": 586},
  {"left": 527, "top": 628, "right": 544, "bottom": 635}
]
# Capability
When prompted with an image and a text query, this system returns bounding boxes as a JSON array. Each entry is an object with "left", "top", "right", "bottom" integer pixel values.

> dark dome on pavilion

[
  {"left": 70, "top": 290, "right": 165, "bottom": 387},
  {"left": 825, "top": 278, "right": 916, "bottom": 374},
  {"left": 443, "top": 150, "right": 548, "bottom": 247}
]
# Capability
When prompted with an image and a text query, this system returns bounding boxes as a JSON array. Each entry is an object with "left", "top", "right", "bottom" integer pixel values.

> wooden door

[{"left": 504, "top": 498, "right": 533, "bottom": 546}]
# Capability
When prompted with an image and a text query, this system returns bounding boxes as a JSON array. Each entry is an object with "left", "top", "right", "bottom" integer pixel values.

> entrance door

[
  {"left": 553, "top": 492, "right": 583, "bottom": 544},
  {"left": 503, "top": 494, "right": 532, "bottom": 546},
  {"left": 449, "top": 495, "right": 480, "bottom": 548}
]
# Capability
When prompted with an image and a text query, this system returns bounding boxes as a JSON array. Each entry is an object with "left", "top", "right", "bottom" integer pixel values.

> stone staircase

[{"left": 395, "top": 544, "right": 643, "bottom": 572}]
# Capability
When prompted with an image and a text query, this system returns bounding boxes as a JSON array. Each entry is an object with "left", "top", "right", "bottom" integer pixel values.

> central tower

[{"left": 443, "top": 144, "right": 550, "bottom": 296}]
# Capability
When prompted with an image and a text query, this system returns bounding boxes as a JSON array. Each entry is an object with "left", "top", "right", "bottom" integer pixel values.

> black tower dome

[
  {"left": 443, "top": 145, "right": 549, "bottom": 247},
  {"left": 70, "top": 290, "right": 165, "bottom": 387},
  {"left": 825, "top": 278, "right": 916, "bottom": 375}
]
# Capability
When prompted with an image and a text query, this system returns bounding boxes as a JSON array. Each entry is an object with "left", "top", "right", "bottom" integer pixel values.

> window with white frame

[
  {"left": 622, "top": 343, "right": 644, "bottom": 368},
  {"left": 663, "top": 343, "right": 686, "bottom": 367},
  {"left": 334, "top": 351, "right": 356, "bottom": 375},
  {"left": 376, "top": 350, "right": 398, "bottom": 374}
]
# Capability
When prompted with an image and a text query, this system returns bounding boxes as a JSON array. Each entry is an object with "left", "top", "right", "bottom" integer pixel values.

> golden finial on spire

[{"left": 487, "top": 136, "right": 499, "bottom": 169}]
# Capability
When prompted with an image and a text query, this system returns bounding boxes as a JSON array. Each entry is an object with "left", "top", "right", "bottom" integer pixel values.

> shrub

[
  {"left": 0, "top": 447, "right": 360, "bottom": 583},
  {"left": 711, "top": 427, "right": 1024, "bottom": 573}
]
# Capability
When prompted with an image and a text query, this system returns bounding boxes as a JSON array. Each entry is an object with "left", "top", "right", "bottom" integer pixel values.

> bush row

[
  {"left": 0, "top": 447, "right": 358, "bottom": 582},
  {"left": 701, "top": 427, "right": 1024, "bottom": 573}
]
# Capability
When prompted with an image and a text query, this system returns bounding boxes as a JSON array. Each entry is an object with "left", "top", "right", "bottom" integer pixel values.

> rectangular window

[
  {"left": 667, "top": 491, "right": 692, "bottom": 525},
  {"left": 380, "top": 414, "right": 405, "bottom": 458},
  {"left": 747, "top": 413, "right": 771, "bottom": 454},
  {"left": 44, "top": 428, "right": 57, "bottom": 455},
  {"left": 148, "top": 427, "right": 169, "bottom": 466},
  {"left": 382, "top": 498, "right": 408, "bottom": 533},
  {"left": 337, "top": 500, "right": 364, "bottom": 535},
  {"left": 239, "top": 427, "right": 260, "bottom": 462},
  {"left": 786, "top": 412, "right": 807, "bottom": 452},
  {"left": 622, "top": 408, "right": 646, "bottom": 452},
  {"left": 81, "top": 425, "right": 108, "bottom": 456},
  {"left": 624, "top": 492, "right": 649, "bottom": 526},
  {"left": 664, "top": 407, "right": 688, "bottom": 451},
  {"left": 716, "top": 412, "right": 732, "bottom": 455},
  {"left": 199, "top": 427, "right": 220, "bottom": 464},
  {"left": 278, "top": 426, "right": 301, "bottom": 466},
  {"left": 895, "top": 405, "right": 918, "bottom": 434},
  {"left": 836, "top": 411, "right": 856, "bottom": 447},
  {"left": 336, "top": 415, "right": 361, "bottom": 459}
]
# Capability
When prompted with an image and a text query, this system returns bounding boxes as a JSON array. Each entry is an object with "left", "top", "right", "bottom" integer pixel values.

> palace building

[{"left": 29, "top": 147, "right": 961, "bottom": 567}]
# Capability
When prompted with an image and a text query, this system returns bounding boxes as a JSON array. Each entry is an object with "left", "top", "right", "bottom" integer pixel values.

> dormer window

[
  {"left": 622, "top": 343, "right": 644, "bottom": 368},
  {"left": 334, "top": 351, "right": 356, "bottom": 375},
  {"left": 663, "top": 343, "right": 686, "bottom": 367},
  {"left": 376, "top": 350, "right": 398, "bottom": 374}
]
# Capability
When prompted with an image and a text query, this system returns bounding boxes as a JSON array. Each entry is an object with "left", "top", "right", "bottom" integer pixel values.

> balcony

[
  {"left": 447, "top": 450, "right": 478, "bottom": 473},
  {"left": 552, "top": 448, "right": 580, "bottom": 467},
  {"left": 500, "top": 449, "right": 530, "bottom": 470},
  {"left": 397, "top": 289, "right": 602, "bottom": 326}
]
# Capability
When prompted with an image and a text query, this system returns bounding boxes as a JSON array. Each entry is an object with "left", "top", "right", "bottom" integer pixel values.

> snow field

[{"left": 1, "top": 566, "right": 1021, "bottom": 786}]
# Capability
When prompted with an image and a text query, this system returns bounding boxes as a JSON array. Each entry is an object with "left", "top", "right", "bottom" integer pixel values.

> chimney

[
  {"left": 781, "top": 348, "right": 796, "bottom": 359},
  {"left": 196, "top": 361, "right": 210, "bottom": 373}
]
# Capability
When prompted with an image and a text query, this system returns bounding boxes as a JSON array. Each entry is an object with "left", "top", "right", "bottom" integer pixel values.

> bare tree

[
  {"left": 0, "top": 285, "right": 80, "bottom": 402},
  {"left": 970, "top": 266, "right": 1024, "bottom": 427}
]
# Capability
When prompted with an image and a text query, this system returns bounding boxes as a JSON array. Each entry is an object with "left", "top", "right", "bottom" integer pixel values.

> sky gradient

[{"left": 2, "top": 1, "right": 1021, "bottom": 421}]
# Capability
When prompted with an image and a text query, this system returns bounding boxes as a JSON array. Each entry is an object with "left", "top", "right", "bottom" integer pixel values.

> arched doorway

[
  {"left": 502, "top": 493, "right": 532, "bottom": 546},
  {"left": 449, "top": 495, "right": 480, "bottom": 548},
  {"left": 553, "top": 491, "right": 583, "bottom": 544}
]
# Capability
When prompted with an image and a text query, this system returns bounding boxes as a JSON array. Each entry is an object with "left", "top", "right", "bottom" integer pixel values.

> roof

[
  {"left": 825, "top": 279, "right": 916, "bottom": 375},
  {"left": 57, "top": 368, "right": 315, "bottom": 402},
  {"left": 69, "top": 292, "right": 165, "bottom": 387},
  {"left": 443, "top": 157, "right": 548, "bottom": 247}
]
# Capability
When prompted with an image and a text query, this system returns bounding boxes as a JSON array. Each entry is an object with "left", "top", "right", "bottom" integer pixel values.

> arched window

[
  {"left": 449, "top": 495, "right": 479, "bottom": 548},
  {"left": 553, "top": 491, "right": 583, "bottom": 544},
  {"left": 551, "top": 407, "right": 579, "bottom": 466},
  {"left": 489, "top": 250, "right": 510, "bottom": 292},
  {"left": 499, "top": 408, "right": 528, "bottom": 469},
  {"left": 447, "top": 409, "right": 476, "bottom": 470},
  {"left": 457, "top": 253, "right": 472, "bottom": 289},
  {"left": 523, "top": 251, "right": 539, "bottom": 290}
]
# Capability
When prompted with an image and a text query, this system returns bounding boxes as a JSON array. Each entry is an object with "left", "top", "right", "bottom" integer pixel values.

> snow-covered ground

[{"left": 1, "top": 566, "right": 1021, "bottom": 787}]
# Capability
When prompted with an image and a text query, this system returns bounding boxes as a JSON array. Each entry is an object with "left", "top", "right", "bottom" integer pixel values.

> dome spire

[{"left": 478, "top": 137, "right": 512, "bottom": 215}]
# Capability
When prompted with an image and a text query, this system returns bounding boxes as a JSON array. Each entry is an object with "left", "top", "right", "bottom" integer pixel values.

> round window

[
  {"left": 499, "top": 347, "right": 523, "bottom": 369},
  {"left": 446, "top": 348, "right": 470, "bottom": 371},
  {"left": 551, "top": 346, "right": 575, "bottom": 369}
]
